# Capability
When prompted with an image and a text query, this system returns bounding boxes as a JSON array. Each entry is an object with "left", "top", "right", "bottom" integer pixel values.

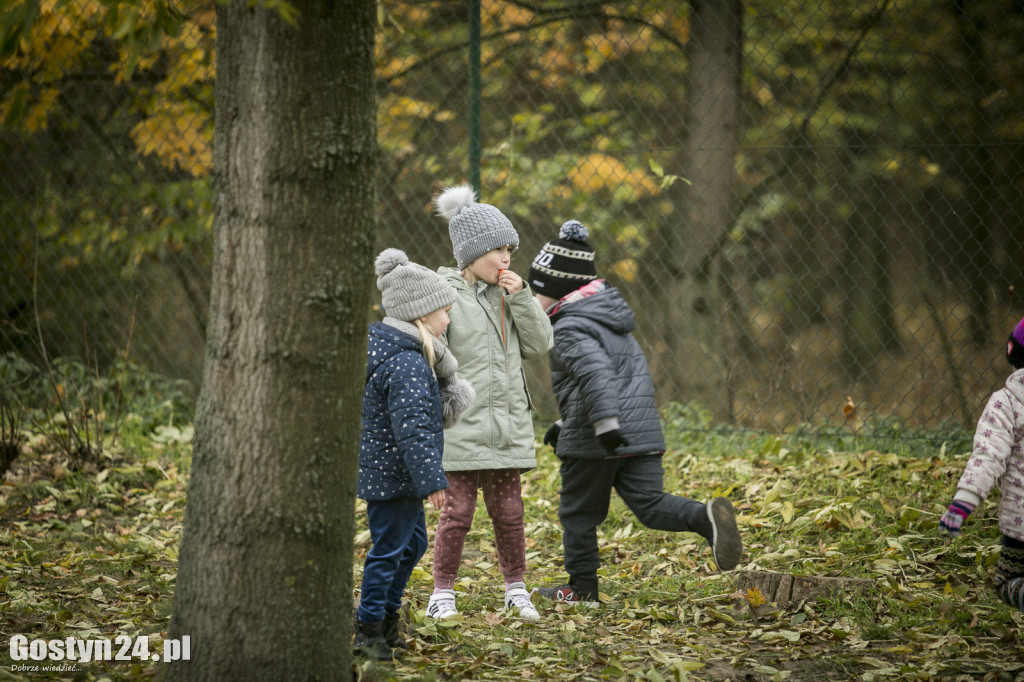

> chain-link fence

[{"left": 3, "top": 0, "right": 1023, "bottom": 440}]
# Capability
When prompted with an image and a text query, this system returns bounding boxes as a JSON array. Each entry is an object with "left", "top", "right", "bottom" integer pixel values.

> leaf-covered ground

[{"left": 2, "top": 421, "right": 1023, "bottom": 681}]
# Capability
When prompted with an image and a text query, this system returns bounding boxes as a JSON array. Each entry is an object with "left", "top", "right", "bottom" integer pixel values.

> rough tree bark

[
  {"left": 165, "top": 0, "right": 376, "bottom": 679},
  {"left": 737, "top": 570, "right": 874, "bottom": 608}
]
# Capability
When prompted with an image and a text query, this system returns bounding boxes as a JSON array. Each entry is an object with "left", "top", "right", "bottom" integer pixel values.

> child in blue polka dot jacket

[
  {"left": 354, "top": 249, "right": 476, "bottom": 660},
  {"left": 939, "top": 316, "right": 1024, "bottom": 612}
]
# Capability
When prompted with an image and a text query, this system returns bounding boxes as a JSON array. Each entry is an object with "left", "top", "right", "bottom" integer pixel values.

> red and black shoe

[{"left": 536, "top": 584, "right": 600, "bottom": 608}]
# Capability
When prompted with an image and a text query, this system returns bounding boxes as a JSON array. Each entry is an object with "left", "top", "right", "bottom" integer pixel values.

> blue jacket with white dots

[{"left": 358, "top": 322, "right": 449, "bottom": 500}]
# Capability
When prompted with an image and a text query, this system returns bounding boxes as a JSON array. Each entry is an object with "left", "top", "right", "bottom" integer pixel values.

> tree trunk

[
  {"left": 954, "top": 0, "right": 995, "bottom": 347},
  {"left": 644, "top": 0, "right": 742, "bottom": 421},
  {"left": 839, "top": 129, "right": 890, "bottom": 380},
  {"left": 166, "top": 1, "right": 376, "bottom": 680}
]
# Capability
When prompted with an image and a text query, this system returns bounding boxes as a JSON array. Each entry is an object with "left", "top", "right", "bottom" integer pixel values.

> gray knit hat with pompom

[
  {"left": 434, "top": 184, "right": 519, "bottom": 270},
  {"left": 376, "top": 248, "right": 456, "bottom": 321}
]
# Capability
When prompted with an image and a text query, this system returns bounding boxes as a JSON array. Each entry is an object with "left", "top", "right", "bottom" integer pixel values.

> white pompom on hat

[
  {"left": 434, "top": 183, "right": 519, "bottom": 270},
  {"left": 375, "top": 248, "right": 456, "bottom": 322}
]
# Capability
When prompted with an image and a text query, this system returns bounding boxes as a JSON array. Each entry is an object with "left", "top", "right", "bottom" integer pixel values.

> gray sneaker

[{"left": 706, "top": 498, "right": 743, "bottom": 570}]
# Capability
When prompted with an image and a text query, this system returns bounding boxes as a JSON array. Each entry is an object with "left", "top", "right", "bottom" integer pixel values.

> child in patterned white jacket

[{"left": 939, "top": 317, "right": 1024, "bottom": 611}]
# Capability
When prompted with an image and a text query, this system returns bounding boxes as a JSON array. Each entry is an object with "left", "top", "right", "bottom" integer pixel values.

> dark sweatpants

[
  {"left": 358, "top": 497, "right": 428, "bottom": 623},
  {"left": 558, "top": 454, "right": 711, "bottom": 594}
]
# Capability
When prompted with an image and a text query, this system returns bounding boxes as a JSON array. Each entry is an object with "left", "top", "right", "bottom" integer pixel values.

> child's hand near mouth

[{"left": 497, "top": 268, "right": 524, "bottom": 294}]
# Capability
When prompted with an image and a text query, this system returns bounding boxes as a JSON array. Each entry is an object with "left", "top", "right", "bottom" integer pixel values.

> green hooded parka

[{"left": 438, "top": 267, "right": 553, "bottom": 471}]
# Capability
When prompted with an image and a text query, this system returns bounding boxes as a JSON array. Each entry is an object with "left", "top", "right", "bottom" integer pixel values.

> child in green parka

[{"left": 426, "top": 184, "right": 554, "bottom": 621}]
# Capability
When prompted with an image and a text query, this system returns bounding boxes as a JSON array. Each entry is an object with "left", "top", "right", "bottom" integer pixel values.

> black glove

[
  {"left": 597, "top": 429, "right": 627, "bottom": 453},
  {"left": 543, "top": 423, "right": 561, "bottom": 449}
]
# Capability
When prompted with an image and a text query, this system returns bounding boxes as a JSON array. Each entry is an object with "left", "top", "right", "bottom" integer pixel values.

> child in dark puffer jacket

[{"left": 528, "top": 220, "right": 743, "bottom": 606}]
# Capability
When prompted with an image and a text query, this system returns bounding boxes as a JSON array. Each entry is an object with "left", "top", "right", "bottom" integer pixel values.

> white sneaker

[
  {"left": 426, "top": 589, "right": 459, "bottom": 619},
  {"left": 504, "top": 582, "right": 541, "bottom": 620}
]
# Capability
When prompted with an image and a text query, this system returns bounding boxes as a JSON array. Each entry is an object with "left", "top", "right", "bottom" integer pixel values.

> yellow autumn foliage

[
  {"left": 484, "top": 0, "right": 534, "bottom": 29},
  {"left": 23, "top": 87, "right": 59, "bottom": 133},
  {"left": 7, "top": 0, "right": 684, "bottom": 186},
  {"left": 379, "top": 94, "right": 456, "bottom": 152},
  {"left": 612, "top": 258, "right": 638, "bottom": 283},
  {"left": 3, "top": 0, "right": 217, "bottom": 174},
  {"left": 568, "top": 153, "right": 659, "bottom": 200},
  {"left": 128, "top": 10, "right": 215, "bottom": 175},
  {"left": 539, "top": 46, "right": 574, "bottom": 89},
  {"left": 1, "top": 1, "right": 103, "bottom": 130},
  {"left": 378, "top": 56, "right": 413, "bottom": 82},
  {"left": 131, "top": 102, "right": 212, "bottom": 177}
]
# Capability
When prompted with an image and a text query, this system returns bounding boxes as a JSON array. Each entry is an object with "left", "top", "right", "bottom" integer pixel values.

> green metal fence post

[{"left": 468, "top": 0, "right": 481, "bottom": 193}]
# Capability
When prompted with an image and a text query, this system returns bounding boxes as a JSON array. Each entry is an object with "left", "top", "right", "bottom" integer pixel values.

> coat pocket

[{"left": 520, "top": 367, "right": 535, "bottom": 412}]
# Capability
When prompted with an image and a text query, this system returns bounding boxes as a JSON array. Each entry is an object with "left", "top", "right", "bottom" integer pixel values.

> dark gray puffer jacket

[{"left": 548, "top": 283, "right": 666, "bottom": 459}]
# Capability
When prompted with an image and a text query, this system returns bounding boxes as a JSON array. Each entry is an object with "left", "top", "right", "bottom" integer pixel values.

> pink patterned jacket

[{"left": 953, "top": 368, "right": 1024, "bottom": 542}]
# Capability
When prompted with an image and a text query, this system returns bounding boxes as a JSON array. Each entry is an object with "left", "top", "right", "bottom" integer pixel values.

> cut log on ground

[{"left": 736, "top": 570, "right": 874, "bottom": 607}]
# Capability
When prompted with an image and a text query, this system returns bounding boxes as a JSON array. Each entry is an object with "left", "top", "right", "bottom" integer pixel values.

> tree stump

[{"left": 736, "top": 570, "right": 874, "bottom": 607}]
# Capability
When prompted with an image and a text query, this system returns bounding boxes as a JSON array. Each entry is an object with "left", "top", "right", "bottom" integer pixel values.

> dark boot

[
  {"left": 353, "top": 620, "right": 397, "bottom": 661},
  {"left": 383, "top": 610, "right": 408, "bottom": 650},
  {"left": 996, "top": 576, "right": 1024, "bottom": 611}
]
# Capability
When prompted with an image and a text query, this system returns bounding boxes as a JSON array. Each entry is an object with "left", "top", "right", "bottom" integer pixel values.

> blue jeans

[
  {"left": 358, "top": 497, "right": 428, "bottom": 623},
  {"left": 558, "top": 454, "right": 710, "bottom": 593}
]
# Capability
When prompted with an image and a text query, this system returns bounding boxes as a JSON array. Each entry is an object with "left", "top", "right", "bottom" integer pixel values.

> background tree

[
  {"left": 647, "top": 0, "right": 743, "bottom": 420},
  {"left": 164, "top": 0, "right": 375, "bottom": 679}
]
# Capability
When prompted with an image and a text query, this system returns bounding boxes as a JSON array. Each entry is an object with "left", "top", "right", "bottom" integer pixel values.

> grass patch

[{"left": 1, "top": 391, "right": 1022, "bottom": 680}]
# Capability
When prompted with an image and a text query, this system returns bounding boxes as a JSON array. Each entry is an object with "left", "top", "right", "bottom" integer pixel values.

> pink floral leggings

[{"left": 432, "top": 469, "right": 526, "bottom": 590}]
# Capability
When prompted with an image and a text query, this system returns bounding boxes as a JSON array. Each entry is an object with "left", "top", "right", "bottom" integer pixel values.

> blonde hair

[{"left": 414, "top": 319, "right": 437, "bottom": 368}]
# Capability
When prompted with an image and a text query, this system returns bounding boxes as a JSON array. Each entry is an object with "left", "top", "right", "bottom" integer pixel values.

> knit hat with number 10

[{"left": 528, "top": 220, "right": 597, "bottom": 300}]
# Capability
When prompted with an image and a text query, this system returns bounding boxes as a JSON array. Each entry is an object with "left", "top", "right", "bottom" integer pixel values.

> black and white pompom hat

[{"left": 528, "top": 219, "right": 597, "bottom": 300}]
